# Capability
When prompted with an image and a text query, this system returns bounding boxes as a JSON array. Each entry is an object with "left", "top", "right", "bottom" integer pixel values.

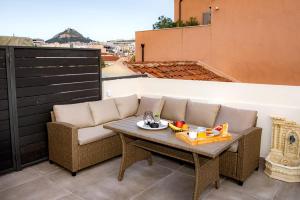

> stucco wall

[
  {"left": 174, "top": 0, "right": 211, "bottom": 23},
  {"left": 135, "top": 26, "right": 211, "bottom": 64},
  {"left": 103, "top": 78, "right": 300, "bottom": 158},
  {"left": 136, "top": 0, "right": 300, "bottom": 86}
]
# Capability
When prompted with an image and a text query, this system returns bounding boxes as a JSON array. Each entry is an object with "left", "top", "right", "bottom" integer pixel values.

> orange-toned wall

[
  {"left": 174, "top": 0, "right": 210, "bottom": 24},
  {"left": 136, "top": 0, "right": 300, "bottom": 86},
  {"left": 135, "top": 26, "right": 211, "bottom": 63}
]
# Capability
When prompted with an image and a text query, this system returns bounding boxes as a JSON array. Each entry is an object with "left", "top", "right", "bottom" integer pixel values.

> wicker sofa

[
  {"left": 47, "top": 95, "right": 140, "bottom": 176},
  {"left": 47, "top": 95, "right": 261, "bottom": 184}
]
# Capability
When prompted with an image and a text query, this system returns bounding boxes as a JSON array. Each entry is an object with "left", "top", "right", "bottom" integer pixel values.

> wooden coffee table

[{"left": 104, "top": 117, "right": 242, "bottom": 200}]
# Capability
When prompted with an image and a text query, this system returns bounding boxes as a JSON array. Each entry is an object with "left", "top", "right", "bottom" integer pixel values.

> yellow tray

[{"left": 175, "top": 131, "right": 232, "bottom": 146}]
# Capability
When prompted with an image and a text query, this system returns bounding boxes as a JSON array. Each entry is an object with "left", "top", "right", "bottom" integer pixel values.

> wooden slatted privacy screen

[
  {"left": 0, "top": 46, "right": 101, "bottom": 173},
  {"left": 0, "top": 47, "right": 14, "bottom": 172}
]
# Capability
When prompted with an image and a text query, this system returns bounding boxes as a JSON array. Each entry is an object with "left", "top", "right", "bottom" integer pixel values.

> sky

[{"left": 0, "top": 0, "right": 173, "bottom": 42}]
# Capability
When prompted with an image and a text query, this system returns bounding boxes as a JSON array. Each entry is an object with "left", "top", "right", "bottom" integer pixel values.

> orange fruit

[{"left": 182, "top": 124, "right": 189, "bottom": 131}]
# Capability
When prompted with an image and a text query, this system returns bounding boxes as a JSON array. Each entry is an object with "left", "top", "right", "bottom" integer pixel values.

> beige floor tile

[
  {"left": 56, "top": 194, "right": 84, "bottom": 200},
  {"left": 1, "top": 156, "right": 298, "bottom": 200},
  {"left": 140, "top": 154, "right": 183, "bottom": 171},
  {"left": 274, "top": 182, "right": 300, "bottom": 200},
  {"left": 204, "top": 186, "right": 257, "bottom": 200},
  {"left": 178, "top": 163, "right": 195, "bottom": 176},
  {"left": 132, "top": 171, "right": 215, "bottom": 200},
  {"left": 47, "top": 157, "right": 121, "bottom": 190},
  {"left": 31, "top": 161, "right": 62, "bottom": 175},
  {"left": 222, "top": 171, "right": 283, "bottom": 200},
  {"left": 0, "top": 177, "right": 70, "bottom": 200},
  {"left": 156, "top": 156, "right": 183, "bottom": 170},
  {"left": 177, "top": 164, "right": 228, "bottom": 186},
  {"left": 72, "top": 163, "right": 172, "bottom": 200},
  {"left": 0, "top": 167, "right": 41, "bottom": 192}
]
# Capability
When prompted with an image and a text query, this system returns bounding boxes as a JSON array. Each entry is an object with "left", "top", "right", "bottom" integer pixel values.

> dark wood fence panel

[
  {"left": 14, "top": 47, "right": 101, "bottom": 165},
  {"left": 16, "top": 74, "right": 99, "bottom": 87},
  {"left": 0, "top": 46, "right": 101, "bottom": 173},
  {"left": 15, "top": 65, "right": 99, "bottom": 77},
  {"left": 15, "top": 57, "right": 99, "bottom": 67},
  {"left": 0, "top": 48, "right": 14, "bottom": 172},
  {"left": 14, "top": 48, "right": 98, "bottom": 58}
]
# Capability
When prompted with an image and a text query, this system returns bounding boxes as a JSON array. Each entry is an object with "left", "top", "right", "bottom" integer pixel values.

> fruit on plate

[
  {"left": 213, "top": 123, "right": 229, "bottom": 134},
  {"left": 149, "top": 122, "right": 159, "bottom": 128},
  {"left": 181, "top": 124, "right": 189, "bottom": 131},
  {"left": 169, "top": 121, "right": 189, "bottom": 132},
  {"left": 169, "top": 123, "right": 182, "bottom": 132},
  {"left": 214, "top": 125, "right": 223, "bottom": 131},
  {"left": 174, "top": 121, "right": 185, "bottom": 128}
]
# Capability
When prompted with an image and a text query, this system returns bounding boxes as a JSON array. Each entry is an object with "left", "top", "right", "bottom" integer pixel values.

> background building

[
  {"left": 0, "top": 36, "right": 33, "bottom": 46},
  {"left": 135, "top": 0, "right": 300, "bottom": 86}
]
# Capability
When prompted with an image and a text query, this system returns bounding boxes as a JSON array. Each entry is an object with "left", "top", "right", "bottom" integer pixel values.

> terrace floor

[{"left": 0, "top": 155, "right": 298, "bottom": 200}]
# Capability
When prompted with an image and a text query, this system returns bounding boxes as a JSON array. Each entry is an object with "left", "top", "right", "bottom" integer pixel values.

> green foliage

[
  {"left": 153, "top": 16, "right": 175, "bottom": 30},
  {"left": 130, "top": 55, "right": 135, "bottom": 63},
  {"left": 174, "top": 20, "right": 185, "bottom": 27},
  {"left": 185, "top": 17, "right": 199, "bottom": 26},
  {"left": 153, "top": 16, "right": 200, "bottom": 30}
]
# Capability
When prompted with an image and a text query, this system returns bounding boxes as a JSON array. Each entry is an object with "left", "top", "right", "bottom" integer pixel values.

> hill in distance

[{"left": 46, "top": 28, "right": 94, "bottom": 43}]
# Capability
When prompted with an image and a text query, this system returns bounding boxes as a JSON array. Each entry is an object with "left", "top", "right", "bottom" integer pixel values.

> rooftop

[
  {"left": 126, "top": 61, "right": 233, "bottom": 82},
  {"left": 102, "top": 53, "right": 120, "bottom": 62},
  {"left": 1, "top": 46, "right": 299, "bottom": 200}
]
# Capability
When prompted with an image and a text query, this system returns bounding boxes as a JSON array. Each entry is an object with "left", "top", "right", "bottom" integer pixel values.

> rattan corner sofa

[{"left": 47, "top": 95, "right": 261, "bottom": 185}]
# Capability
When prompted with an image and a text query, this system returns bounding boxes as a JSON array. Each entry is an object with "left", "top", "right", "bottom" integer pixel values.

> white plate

[{"left": 137, "top": 120, "right": 169, "bottom": 130}]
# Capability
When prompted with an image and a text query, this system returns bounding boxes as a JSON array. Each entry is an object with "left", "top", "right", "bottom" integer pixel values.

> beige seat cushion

[
  {"left": 89, "top": 99, "right": 120, "bottom": 125},
  {"left": 136, "top": 97, "right": 164, "bottom": 116},
  {"left": 53, "top": 102, "right": 94, "bottom": 128},
  {"left": 214, "top": 106, "right": 257, "bottom": 133},
  {"left": 227, "top": 142, "right": 239, "bottom": 152},
  {"left": 115, "top": 94, "right": 139, "bottom": 119},
  {"left": 185, "top": 100, "right": 220, "bottom": 128},
  {"left": 161, "top": 97, "right": 187, "bottom": 121},
  {"left": 78, "top": 125, "right": 116, "bottom": 145}
]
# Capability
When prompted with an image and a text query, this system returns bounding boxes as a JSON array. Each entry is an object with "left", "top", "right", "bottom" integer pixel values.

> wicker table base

[{"left": 118, "top": 133, "right": 220, "bottom": 200}]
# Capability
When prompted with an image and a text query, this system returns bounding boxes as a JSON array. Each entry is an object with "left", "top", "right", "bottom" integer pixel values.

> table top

[{"left": 104, "top": 116, "right": 243, "bottom": 158}]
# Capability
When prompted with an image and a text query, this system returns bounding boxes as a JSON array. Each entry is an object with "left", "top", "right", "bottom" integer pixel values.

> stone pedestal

[{"left": 265, "top": 117, "right": 300, "bottom": 182}]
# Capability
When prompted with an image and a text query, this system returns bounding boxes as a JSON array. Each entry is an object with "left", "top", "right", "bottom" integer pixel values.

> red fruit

[
  {"left": 214, "top": 125, "right": 222, "bottom": 131},
  {"left": 175, "top": 121, "right": 184, "bottom": 128}
]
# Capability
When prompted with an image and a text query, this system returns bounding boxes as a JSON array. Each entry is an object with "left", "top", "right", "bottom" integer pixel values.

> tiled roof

[
  {"left": 126, "top": 61, "right": 232, "bottom": 82},
  {"left": 101, "top": 54, "right": 120, "bottom": 62}
]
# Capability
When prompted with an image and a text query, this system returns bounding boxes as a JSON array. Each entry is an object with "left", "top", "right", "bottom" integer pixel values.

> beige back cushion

[
  {"left": 89, "top": 99, "right": 120, "bottom": 125},
  {"left": 185, "top": 100, "right": 220, "bottom": 128},
  {"left": 214, "top": 106, "right": 258, "bottom": 133},
  {"left": 136, "top": 97, "right": 164, "bottom": 116},
  {"left": 161, "top": 97, "right": 187, "bottom": 121},
  {"left": 53, "top": 102, "right": 95, "bottom": 128},
  {"left": 115, "top": 94, "right": 139, "bottom": 119}
]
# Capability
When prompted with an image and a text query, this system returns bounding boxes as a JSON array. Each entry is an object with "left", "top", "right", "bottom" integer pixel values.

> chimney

[
  {"left": 141, "top": 43, "right": 145, "bottom": 62},
  {"left": 179, "top": 0, "right": 183, "bottom": 22}
]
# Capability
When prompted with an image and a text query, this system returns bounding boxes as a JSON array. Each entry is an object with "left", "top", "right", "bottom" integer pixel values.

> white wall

[
  {"left": 103, "top": 78, "right": 300, "bottom": 157},
  {"left": 102, "top": 78, "right": 140, "bottom": 99}
]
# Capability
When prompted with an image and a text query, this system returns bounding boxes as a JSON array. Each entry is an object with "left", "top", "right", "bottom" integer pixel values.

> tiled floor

[{"left": 0, "top": 155, "right": 299, "bottom": 200}]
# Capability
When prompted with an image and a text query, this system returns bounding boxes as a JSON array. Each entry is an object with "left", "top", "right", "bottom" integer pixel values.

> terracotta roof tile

[
  {"left": 126, "top": 61, "right": 232, "bottom": 82},
  {"left": 101, "top": 54, "right": 119, "bottom": 62}
]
